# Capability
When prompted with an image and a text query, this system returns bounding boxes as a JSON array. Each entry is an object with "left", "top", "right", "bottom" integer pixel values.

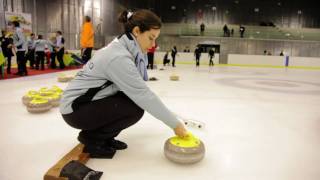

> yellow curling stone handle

[
  {"left": 169, "top": 132, "right": 201, "bottom": 148},
  {"left": 30, "top": 98, "right": 49, "bottom": 104}
]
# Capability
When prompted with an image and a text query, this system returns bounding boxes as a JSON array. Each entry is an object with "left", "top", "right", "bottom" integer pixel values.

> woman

[{"left": 60, "top": 9, "right": 188, "bottom": 159}]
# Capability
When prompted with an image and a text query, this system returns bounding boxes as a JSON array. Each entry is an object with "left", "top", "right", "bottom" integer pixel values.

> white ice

[{"left": 0, "top": 65, "right": 320, "bottom": 180}]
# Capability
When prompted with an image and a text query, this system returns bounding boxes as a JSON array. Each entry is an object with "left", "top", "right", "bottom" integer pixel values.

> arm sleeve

[{"left": 105, "top": 56, "right": 180, "bottom": 129}]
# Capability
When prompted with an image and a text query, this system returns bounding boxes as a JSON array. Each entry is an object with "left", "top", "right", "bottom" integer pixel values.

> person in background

[
  {"left": 147, "top": 44, "right": 157, "bottom": 69},
  {"left": 223, "top": 24, "right": 229, "bottom": 37},
  {"left": 280, "top": 50, "right": 284, "bottom": 56},
  {"left": 0, "top": 30, "right": 14, "bottom": 74},
  {"left": 60, "top": 9, "right": 188, "bottom": 159},
  {"left": 171, "top": 46, "right": 178, "bottom": 67},
  {"left": 208, "top": 48, "right": 215, "bottom": 66},
  {"left": 12, "top": 21, "right": 27, "bottom": 76},
  {"left": 33, "top": 34, "right": 47, "bottom": 70},
  {"left": 239, "top": 25, "right": 245, "bottom": 38},
  {"left": 163, "top": 51, "right": 170, "bottom": 66},
  {"left": 47, "top": 36, "right": 57, "bottom": 69},
  {"left": 194, "top": 45, "right": 201, "bottom": 67},
  {"left": 200, "top": 22, "right": 205, "bottom": 36},
  {"left": 55, "top": 31, "right": 65, "bottom": 69},
  {"left": 26, "top": 33, "right": 35, "bottom": 69},
  {"left": 80, "top": 16, "right": 94, "bottom": 64}
]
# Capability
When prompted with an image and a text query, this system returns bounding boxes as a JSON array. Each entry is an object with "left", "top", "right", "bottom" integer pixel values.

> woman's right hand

[{"left": 174, "top": 122, "right": 188, "bottom": 138}]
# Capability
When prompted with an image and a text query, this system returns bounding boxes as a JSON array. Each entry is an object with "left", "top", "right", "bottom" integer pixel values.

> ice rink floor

[{"left": 0, "top": 65, "right": 320, "bottom": 180}]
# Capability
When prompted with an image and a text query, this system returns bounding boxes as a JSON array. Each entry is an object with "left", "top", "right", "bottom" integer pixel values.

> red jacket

[{"left": 148, "top": 45, "right": 157, "bottom": 53}]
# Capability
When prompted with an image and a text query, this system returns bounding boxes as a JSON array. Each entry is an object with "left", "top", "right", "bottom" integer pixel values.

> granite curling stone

[
  {"left": 26, "top": 96, "right": 52, "bottom": 113},
  {"left": 22, "top": 90, "right": 39, "bottom": 105},
  {"left": 164, "top": 132, "right": 205, "bottom": 164},
  {"left": 170, "top": 74, "right": 179, "bottom": 81},
  {"left": 57, "top": 73, "right": 74, "bottom": 82}
]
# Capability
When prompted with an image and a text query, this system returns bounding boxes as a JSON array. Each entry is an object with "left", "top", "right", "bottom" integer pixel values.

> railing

[{"left": 160, "top": 23, "right": 320, "bottom": 41}]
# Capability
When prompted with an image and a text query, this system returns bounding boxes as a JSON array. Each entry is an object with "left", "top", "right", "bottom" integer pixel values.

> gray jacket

[
  {"left": 13, "top": 27, "right": 26, "bottom": 51},
  {"left": 60, "top": 34, "right": 180, "bottom": 129},
  {"left": 34, "top": 39, "right": 48, "bottom": 52}
]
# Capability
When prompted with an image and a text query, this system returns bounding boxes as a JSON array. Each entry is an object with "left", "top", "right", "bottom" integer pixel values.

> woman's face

[{"left": 134, "top": 27, "right": 160, "bottom": 53}]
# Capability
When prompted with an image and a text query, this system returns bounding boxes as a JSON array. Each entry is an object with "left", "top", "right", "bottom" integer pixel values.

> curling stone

[
  {"left": 39, "top": 87, "right": 54, "bottom": 96},
  {"left": 149, "top": 77, "right": 158, "bottom": 81},
  {"left": 50, "top": 85, "right": 63, "bottom": 95},
  {"left": 22, "top": 90, "right": 39, "bottom": 105},
  {"left": 170, "top": 74, "right": 179, "bottom": 81},
  {"left": 57, "top": 73, "right": 74, "bottom": 82},
  {"left": 40, "top": 94, "right": 61, "bottom": 107},
  {"left": 38, "top": 88, "right": 61, "bottom": 107},
  {"left": 164, "top": 132, "right": 205, "bottom": 164},
  {"left": 26, "top": 97, "right": 52, "bottom": 113},
  {"left": 159, "top": 68, "right": 165, "bottom": 71}
]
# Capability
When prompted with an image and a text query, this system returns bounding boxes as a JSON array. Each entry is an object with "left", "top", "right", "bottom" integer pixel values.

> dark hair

[
  {"left": 118, "top": 9, "right": 161, "bottom": 33},
  {"left": 56, "top": 31, "right": 62, "bottom": 35},
  {"left": 85, "top": 16, "right": 91, "bottom": 22},
  {"left": 31, "top": 33, "right": 35, "bottom": 36},
  {"left": 38, "top": 34, "right": 43, "bottom": 39},
  {"left": 12, "top": 21, "right": 20, "bottom": 27}
]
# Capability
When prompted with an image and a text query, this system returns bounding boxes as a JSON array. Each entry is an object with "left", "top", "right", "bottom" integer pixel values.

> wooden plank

[{"left": 44, "top": 144, "right": 90, "bottom": 180}]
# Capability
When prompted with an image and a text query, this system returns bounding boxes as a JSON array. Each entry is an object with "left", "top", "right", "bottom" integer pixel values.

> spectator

[
  {"left": 183, "top": 46, "right": 190, "bottom": 52},
  {"left": 163, "top": 51, "right": 170, "bottom": 66},
  {"left": 171, "top": 46, "right": 178, "bottom": 67},
  {"left": 33, "top": 34, "right": 47, "bottom": 70},
  {"left": 55, "top": 31, "right": 65, "bottom": 69},
  {"left": 147, "top": 44, "right": 157, "bottom": 69},
  {"left": 26, "top": 33, "right": 35, "bottom": 69},
  {"left": 223, "top": 24, "right": 229, "bottom": 37},
  {"left": 12, "top": 21, "right": 27, "bottom": 76},
  {"left": 194, "top": 46, "right": 201, "bottom": 67},
  {"left": 0, "top": 30, "right": 14, "bottom": 74},
  {"left": 80, "top": 16, "right": 94, "bottom": 64},
  {"left": 280, "top": 50, "right": 284, "bottom": 56},
  {"left": 48, "top": 35, "right": 57, "bottom": 69},
  {"left": 208, "top": 48, "right": 215, "bottom": 66},
  {"left": 200, "top": 22, "right": 205, "bottom": 36},
  {"left": 239, "top": 25, "right": 245, "bottom": 38}
]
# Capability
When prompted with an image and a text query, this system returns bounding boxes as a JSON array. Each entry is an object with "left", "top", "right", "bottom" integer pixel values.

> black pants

[
  {"left": 163, "top": 58, "right": 170, "bottom": 66},
  {"left": 171, "top": 55, "right": 176, "bottom": 67},
  {"left": 209, "top": 56, "right": 214, "bottom": 66},
  {"left": 17, "top": 51, "right": 27, "bottom": 75},
  {"left": 57, "top": 48, "right": 65, "bottom": 69},
  {"left": 196, "top": 56, "right": 200, "bottom": 67},
  {"left": 50, "top": 52, "right": 56, "bottom": 69},
  {"left": 6, "top": 56, "right": 12, "bottom": 74},
  {"left": 35, "top": 51, "right": 45, "bottom": 70},
  {"left": 82, "top": 47, "right": 93, "bottom": 63},
  {"left": 27, "top": 49, "right": 35, "bottom": 68},
  {"left": 147, "top": 52, "right": 154, "bottom": 69},
  {"left": 62, "top": 92, "right": 144, "bottom": 145}
]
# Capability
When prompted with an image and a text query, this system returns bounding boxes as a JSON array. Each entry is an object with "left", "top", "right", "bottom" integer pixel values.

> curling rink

[{"left": 0, "top": 64, "right": 320, "bottom": 180}]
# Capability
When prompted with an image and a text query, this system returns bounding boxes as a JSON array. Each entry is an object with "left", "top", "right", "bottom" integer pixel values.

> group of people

[
  {"left": 263, "top": 49, "right": 285, "bottom": 56},
  {"left": 162, "top": 45, "right": 216, "bottom": 67},
  {"left": 0, "top": 15, "right": 95, "bottom": 76},
  {"left": 0, "top": 21, "right": 65, "bottom": 76},
  {"left": 223, "top": 24, "right": 245, "bottom": 38}
]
